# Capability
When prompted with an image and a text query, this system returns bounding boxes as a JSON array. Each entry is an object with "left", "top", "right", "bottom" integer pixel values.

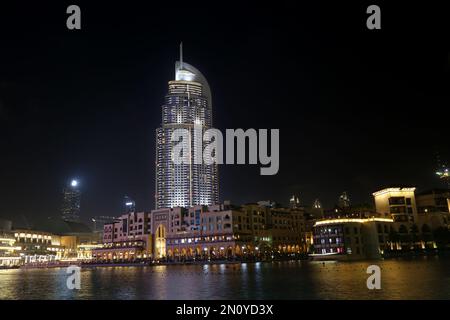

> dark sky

[{"left": 0, "top": 1, "right": 448, "bottom": 225}]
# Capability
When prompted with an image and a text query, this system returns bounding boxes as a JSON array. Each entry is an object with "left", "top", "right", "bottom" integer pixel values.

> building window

[{"left": 389, "top": 197, "right": 405, "bottom": 205}]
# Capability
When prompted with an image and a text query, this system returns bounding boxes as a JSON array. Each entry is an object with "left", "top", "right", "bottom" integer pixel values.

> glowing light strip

[
  {"left": 77, "top": 244, "right": 103, "bottom": 249},
  {"left": 308, "top": 252, "right": 341, "bottom": 256},
  {"left": 372, "top": 187, "right": 416, "bottom": 196},
  {"left": 0, "top": 246, "right": 21, "bottom": 251},
  {"left": 314, "top": 218, "right": 393, "bottom": 226}
]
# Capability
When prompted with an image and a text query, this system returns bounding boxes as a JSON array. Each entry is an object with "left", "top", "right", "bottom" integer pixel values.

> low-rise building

[
  {"left": 93, "top": 202, "right": 313, "bottom": 262},
  {"left": 0, "top": 219, "right": 21, "bottom": 267},
  {"left": 11, "top": 218, "right": 101, "bottom": 264},
  {"left": 13, "top": 229, "right": 65, "bottom": 263},
  {"left": 370, "top": 186, "right": 448, "bottom": 251},
  {"left": 311, "top": 215, "right": 394, "bottom": 260},
  {"left": 373, "top": 187, "right": 449, "bottom": 231},
  {"left": 0, "top": 233, "right": 21, "bottom": 267},
  {"left": 416, "top": 188, "right": 450, "bottom": 230}
]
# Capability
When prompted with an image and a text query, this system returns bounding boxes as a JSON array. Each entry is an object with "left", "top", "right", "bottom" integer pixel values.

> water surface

[{"left": 0, "top": 257, "right": 449, "bottom": 299}]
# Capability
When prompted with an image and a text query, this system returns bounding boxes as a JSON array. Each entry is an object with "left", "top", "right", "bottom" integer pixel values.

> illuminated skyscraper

[
  {"left": 61, "top": 179, "right": 81, "bottom": 222},
  {"left": 155, "top": 44, "right": 219, "bottom": 209}
]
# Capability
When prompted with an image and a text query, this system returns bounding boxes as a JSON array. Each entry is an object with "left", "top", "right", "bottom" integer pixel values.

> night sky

[{"left": 0, "top": 1, "right": 448, "bottom": 225}]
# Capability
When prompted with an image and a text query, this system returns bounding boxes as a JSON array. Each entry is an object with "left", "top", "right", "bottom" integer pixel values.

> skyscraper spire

[{"left": 179, "top": 42, "right": 183, "bottom": 69}]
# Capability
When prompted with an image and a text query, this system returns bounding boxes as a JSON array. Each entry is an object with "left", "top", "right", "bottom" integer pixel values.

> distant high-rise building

[
  {"left": 311, "top": 199, "right": 324, "bottom": 218},
  {"left": 61, "top": 179, "right": 81, "bottom": 222},
  {"left": 313, "top": 199, "right": 322, "bottom": 209},
  {"left": 338, "top": 191, "right": 351, "bottom": 208},
  {"left": 155, "top": 43, "right": 219, "bottom": 208},
  {"left": 124, "top": 195, "right": 136, "bottom": 213},
  {"left": 290, "top": 195, "right": 300, "bottom": 209}
]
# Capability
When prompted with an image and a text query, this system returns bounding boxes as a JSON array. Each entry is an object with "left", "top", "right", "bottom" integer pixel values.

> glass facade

[
  {"left": 313, "top": 225, "right": 345, "bottom": 254},
  {"left": 61, "top": 183, "right": 81, "bottom": 222}
]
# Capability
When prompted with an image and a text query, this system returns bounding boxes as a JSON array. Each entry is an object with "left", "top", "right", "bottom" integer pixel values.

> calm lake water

[{"left": 1, "top": 257, "right": 449, "bottom": 299}]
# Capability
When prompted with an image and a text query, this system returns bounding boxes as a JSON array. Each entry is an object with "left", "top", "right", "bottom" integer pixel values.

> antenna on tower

[{"left": 179, "top": 42, "right": 183, "bottom": 69}]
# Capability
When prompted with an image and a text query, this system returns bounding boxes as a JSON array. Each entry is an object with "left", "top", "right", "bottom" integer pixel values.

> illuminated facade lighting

[
  {"left": 314, "top": 217, "right": 394, "bottom": 227},
  {"left": 62, "top": 179, "right": 81, "bottom": 222},
  {"left": 372, "top": 187, "right": 416, "bottom": 197},
  {"left": 155, "top": 43, "right": 219, "bottom": 209}
]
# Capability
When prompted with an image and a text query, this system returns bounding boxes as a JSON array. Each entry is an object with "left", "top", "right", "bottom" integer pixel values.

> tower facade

[
  {"left": 155, "top": 45, "right": 219, "bottom": 209},
  {"left": 61, "top": 179, "right": 81, "bottom": 222}
]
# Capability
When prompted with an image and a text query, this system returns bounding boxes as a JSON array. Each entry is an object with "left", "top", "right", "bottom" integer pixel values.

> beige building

[
  {"left": 312, "top": 217, "right": 394, "bottom": 260},
  {"left": 13, "top": 223, "right": 101, "bottom": 264},
  {"left": 373, "top": 187, "right": 418, "bottom": 222},
  {"left": 416, "top": 189, "right": 450, "bottom": 229},
  {"left": 93, "top": 202, "right": 313, "bottom": 262},
  {"left": 373, "top": 187, "right": 449, "bottom": 231},
  {"left": 372, "top": 186, "right": 449, "bottom": 251}
]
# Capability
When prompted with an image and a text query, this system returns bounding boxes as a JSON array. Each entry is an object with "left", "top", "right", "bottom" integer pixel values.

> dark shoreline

[{"left": 14, "top": 250, "right": 449, "bottom": 270}]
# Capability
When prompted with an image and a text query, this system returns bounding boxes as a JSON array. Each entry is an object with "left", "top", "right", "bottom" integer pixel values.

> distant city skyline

[{"left": 0, "top": 2, "right": 448, "bottom": 225}]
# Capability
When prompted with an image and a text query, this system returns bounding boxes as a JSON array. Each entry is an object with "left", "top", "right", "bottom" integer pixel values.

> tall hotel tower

[
  {"left": 155, "top": 44, "right": 219, "bottom": 209},
  {"left": 61, "top": 179, "right": 81, "bottom": 222}
]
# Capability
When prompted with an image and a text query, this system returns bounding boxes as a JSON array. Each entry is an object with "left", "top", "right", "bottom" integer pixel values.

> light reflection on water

[{"left": 0, "top": 257, "right": 449, "bottom": 299}]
